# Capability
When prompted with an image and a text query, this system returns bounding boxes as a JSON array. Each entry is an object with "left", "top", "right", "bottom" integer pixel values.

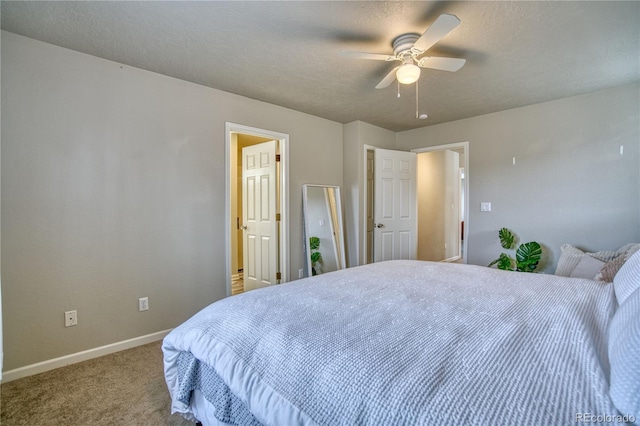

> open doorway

[
  {"left": 362, "top": 142, "right": 469, "bottom": 265},
  {"left": 225, "top": 123, "right": 289, "bottom": 297},
  {"left": 413, "top": 142, "right": 469, "bottom": 263}
]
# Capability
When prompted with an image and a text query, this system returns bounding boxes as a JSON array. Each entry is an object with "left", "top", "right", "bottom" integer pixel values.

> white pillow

[
  {"left": 568, "top": 255, "right": 605, "bottom": 279},
  {"left": 555, "top": 244, "right": 585, "bottom": 276},
  {"left": 555, "top": 244, "right": 619, "bottom": 277},
  {"left": 613, "top": 250, "right": 640, "bottom": 305},
  {"left": 625, "top": 243, "right": 640, "bottom": 261},
  {"left": 608, "top": 285, "right": 640, "bottom": 418}
]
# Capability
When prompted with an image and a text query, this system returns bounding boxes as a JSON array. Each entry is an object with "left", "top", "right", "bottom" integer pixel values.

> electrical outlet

[
  {"left": 139, "top": 297, "right": 149, "bottom": 312},
  {"left": 298, "top": 268, "right": 304, "bottom": 279},
  {"left": 65, "top": 310, "right": 77, "bottom": 327}
]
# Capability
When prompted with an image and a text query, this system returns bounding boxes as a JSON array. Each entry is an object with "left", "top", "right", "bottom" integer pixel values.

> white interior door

[
  {"left": 242, "top": 140, "right": 277, "bottom": 290},
  {"left": 374, "top": 148, "right": 417, "bottom": 262}
]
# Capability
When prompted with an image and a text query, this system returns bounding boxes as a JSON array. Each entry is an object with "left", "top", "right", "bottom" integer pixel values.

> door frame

[
  {"left": 361, "top": 144, "right": 377, "bottom": 266},
  {"left": 412, "top": 141, "right": 469, "bottom": 264},
  {"left": 225, "top": 123, "right": 290, "bottom": 296}
]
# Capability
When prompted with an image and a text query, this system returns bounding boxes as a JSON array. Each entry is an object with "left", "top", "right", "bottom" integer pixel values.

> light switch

[
  {"left": 480, "top": 202, "right": 492, "bottom": 212},
  {"left": 319, "top": 219, "right": 325, "bottom": 226}
]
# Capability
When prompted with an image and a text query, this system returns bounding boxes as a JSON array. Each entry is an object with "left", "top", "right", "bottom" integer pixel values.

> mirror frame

[{"left": 302, "top": 184, "right": 347, "bottom": 277}]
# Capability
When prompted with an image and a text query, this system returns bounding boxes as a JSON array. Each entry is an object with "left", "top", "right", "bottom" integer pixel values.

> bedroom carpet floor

[{"left": 0, "top": 341, "right": 193, "bottom": 426}]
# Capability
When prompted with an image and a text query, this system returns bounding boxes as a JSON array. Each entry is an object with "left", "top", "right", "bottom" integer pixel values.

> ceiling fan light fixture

[{"left": 396, "top": 63, "right": 421, "bottom": 85}]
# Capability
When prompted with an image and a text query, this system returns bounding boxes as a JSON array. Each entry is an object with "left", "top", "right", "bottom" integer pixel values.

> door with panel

[
  {"left": 242, "top": 140, "right": 278, "bottom": 290},
  {"left": 373, "top": 148, "right": 417, "bottom": 262}
]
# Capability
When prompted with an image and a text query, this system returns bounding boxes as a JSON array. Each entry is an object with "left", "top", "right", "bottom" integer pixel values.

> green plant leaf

[
  {"left": 498, "top": 228, "right": 515, "bottom": 249},
  {"left": 309, "top": 236, "right": 320, "bottom": 250},
  {"left": 489, "top": 253, "right": 513, "bottom": 270},
  {"left": 310, "top": 252, "right": 322, "bottom": 263},
  {"left": 516, "top": 241, "right": 542, "bottom": 272}
]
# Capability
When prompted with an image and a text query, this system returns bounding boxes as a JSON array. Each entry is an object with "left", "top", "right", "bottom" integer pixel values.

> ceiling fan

[{"left": 341, "top": 14, "right": 466, "bottom": 89}]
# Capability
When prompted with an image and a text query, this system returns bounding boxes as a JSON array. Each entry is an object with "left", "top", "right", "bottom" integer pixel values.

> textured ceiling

[{"left": 2, "top": 1, "right": 639, "bottom": 131}]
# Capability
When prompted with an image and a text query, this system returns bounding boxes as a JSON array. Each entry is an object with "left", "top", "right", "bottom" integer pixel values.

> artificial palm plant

[
  {"left": 488, "top": 228, "right": 542, "bottom": 272},
  {"left": 309, "top": 236, "right": 323, "bottom": 275}
]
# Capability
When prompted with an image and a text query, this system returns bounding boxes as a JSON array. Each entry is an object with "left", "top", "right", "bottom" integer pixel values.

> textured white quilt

[{"left": 163, "top": 260, "right": 620, "bottom": 425}]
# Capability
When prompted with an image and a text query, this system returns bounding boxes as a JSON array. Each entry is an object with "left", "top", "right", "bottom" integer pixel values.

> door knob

[
  {"left": 241, "top": 225, "right": 248, "bottom": 230},
  {"left": 375, "top": 223, "right": 384, "bottom": 228}
]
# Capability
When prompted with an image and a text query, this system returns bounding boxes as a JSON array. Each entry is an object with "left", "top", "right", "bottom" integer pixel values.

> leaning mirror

[{"left": 302, "top": 184, "right": 346, "bottom": 277}]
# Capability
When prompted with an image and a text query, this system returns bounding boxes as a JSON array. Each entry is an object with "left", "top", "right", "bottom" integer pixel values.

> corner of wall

[{"left": 342, "top": 122, "right": 361, "bottom": 267}]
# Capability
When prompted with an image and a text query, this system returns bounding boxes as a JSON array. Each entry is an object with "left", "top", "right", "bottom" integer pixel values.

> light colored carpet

[{"left": 1, "top": 341, "right": 194, "bottom": 426}]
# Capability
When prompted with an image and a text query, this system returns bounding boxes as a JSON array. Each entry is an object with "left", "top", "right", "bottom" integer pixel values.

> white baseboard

[{"left": 1, "top": 329, "right": 172, "bottom": 384}]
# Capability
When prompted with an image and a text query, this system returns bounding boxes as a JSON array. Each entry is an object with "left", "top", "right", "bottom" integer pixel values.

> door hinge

[
  {"left": 276, "top": 213, "right": 281, "bottom": 221},
  {"left": 276, "top": 272, "right": 282, "bottom": 280},
  {"left": 276, "top": 154, "right": 281, "bottom": 162}
]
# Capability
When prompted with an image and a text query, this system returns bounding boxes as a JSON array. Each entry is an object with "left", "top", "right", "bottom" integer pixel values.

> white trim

[
  {"left": 411, "top": 141, "right": 470, "bottom": 264},
  {"left": 411, "top": 141, "right": 468, "bottom": 154},
  {"left": 1, "top": 329, "right": 172, "bottom": 383},
  {"left": 225, "top": 123, "right": 290, "bottom": 297}
]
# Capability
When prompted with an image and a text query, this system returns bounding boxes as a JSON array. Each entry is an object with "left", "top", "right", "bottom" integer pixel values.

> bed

[{"left": 163, "top": 255, "right": 640, "bottom": 425}]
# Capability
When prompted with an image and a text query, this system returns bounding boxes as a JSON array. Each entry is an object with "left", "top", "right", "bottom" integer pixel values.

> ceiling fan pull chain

[
  {"left": 415, "top": 81, "right": 419, "bottom": 118},
  {"left": 397, "top": 80, "right": 400, "bottom": 98}
]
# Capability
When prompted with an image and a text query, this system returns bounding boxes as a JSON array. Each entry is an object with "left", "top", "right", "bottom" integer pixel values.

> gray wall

[
  {"left": 1, "top": 32, "right": 342, "bottom": 371},
  {"left": 2, "top": 29, "right": 639, "bottom": 374},
  {"left": 397, "top": 83, "right": 640, "bottom": 272},
  {"left": 342, "top": 122, "right": 359, "bottom": 268}
]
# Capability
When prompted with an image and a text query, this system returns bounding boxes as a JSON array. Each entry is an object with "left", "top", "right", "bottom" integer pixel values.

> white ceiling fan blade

[
  {"left": 413, "top": 14, "right": 461, "bottom": 52},
  {"left": 418, "top": 56, "right": 466, "bottom": 72},
  {"left": 375, "top": 66, "right": 400, "bottom": 89},
  {"left": 340, "top": 51, "right": 395, "bottom": 61}
]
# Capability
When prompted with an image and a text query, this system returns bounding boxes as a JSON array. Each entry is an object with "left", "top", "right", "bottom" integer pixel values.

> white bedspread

[{"left": 163, "top": 260, "right": 620, "bottom": 425}]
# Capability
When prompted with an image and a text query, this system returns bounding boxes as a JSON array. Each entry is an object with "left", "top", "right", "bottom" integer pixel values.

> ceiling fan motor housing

[{"left": 392, "top": 33, "right": 421, "bottom": 56}]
